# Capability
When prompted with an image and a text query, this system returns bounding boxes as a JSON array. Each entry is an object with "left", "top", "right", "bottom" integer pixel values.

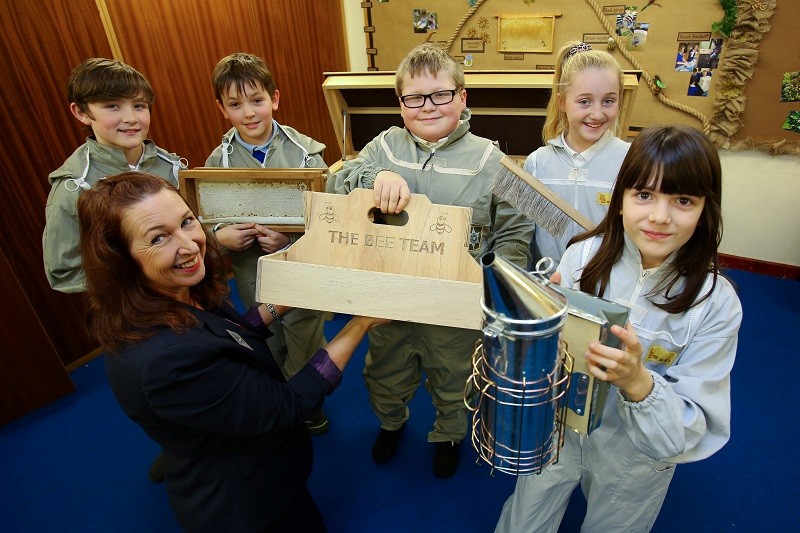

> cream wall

[
  {"left": 341, "top": 2, "right": 800, "bottom": 267},
  {"left": 718, "top": 151, "right": 799, "bottom": 266},
  {"left": 344, "top": 1, "right": 368, "bottom": 71}
]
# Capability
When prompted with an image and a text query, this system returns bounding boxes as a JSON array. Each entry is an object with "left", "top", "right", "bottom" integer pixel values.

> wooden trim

[
  {"left": 95, "top": 0, "right": 124, "bottom": 61},
  {"left": 339, "top": 0, "right": 352, "bottom": 71},
  {"left": 66, "top": 346, "right": 103, "bottom": 372},
  {"left": 719, "top": 254, "right": 800, "bottom": 280}
]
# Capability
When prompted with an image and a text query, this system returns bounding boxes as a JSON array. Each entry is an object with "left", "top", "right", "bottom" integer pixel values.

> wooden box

[
  {"left": 257, "top": 189, "right": 483, "bottom": 329},
  {"left": 322, "top": 70, "right": 640, "bottom": 164},
  {"left": 178, "top": 168, "right": 326, "bottom": 232}
]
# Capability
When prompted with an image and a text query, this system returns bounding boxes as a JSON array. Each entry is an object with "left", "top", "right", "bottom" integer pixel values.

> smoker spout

[{"left": 481, "top": 252, "right": 566, "bottom": 320}]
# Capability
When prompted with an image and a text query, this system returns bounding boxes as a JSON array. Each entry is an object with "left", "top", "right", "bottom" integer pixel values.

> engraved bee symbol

[
  {"left": 468, "top": 226, "right": 481, "bottom": 250},
  {"left": 430, "top": 213, "right": 452, "bottom": 234},
  {"left": 318, "top": 202, "right": 339, "bottom": 223}
]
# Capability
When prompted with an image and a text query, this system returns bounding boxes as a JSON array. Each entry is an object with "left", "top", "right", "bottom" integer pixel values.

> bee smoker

[{"left": 467, "top": 252, "right": 571, "bottom": 475}]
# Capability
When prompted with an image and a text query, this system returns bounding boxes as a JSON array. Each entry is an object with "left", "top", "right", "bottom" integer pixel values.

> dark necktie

[{"left": 252, "top": 147, "right": 266, "bottom": 163}]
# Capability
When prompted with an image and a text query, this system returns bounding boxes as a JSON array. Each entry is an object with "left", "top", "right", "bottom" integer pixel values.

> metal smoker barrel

[{"left": 468, "top": 252, "right": 570, "bottom": 475}]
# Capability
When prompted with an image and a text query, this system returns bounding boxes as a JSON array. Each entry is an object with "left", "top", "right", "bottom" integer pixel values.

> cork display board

[{"left": 361, "top": 0, "right": 795, "bottom": 154}]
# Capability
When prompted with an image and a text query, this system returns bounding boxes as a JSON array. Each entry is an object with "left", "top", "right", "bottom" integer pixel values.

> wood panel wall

[
  {"left": 0, "top": 0, "right": 346, "bottom": 391},
  {"left": 104, "top": 0, "right": 348, "bottom": 170},
  {"left": 0, "top": 247, "right": 75, "bottom": 425},
  {"left": 0, "top": 0, "right": 114, "bottom": 373}
]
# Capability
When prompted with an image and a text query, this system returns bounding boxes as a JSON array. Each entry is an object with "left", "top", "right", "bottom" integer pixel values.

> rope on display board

[{"left": 443, "top": 0, "right": 487, "bottom": 53}]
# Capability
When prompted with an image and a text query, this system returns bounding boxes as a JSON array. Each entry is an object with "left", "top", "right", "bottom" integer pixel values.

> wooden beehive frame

[{"left": 178, "top": 168, "right": 326, "bottom": 232}]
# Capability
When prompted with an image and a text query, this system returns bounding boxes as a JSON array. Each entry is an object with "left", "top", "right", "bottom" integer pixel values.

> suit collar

[{"left": 188, "top": 303, "right": 263, "bottom": 341}]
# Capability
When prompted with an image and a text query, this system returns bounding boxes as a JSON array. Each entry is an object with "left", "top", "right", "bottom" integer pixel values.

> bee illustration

[
  {"left": 318, "top": 202, "right": 339, "bottom": 223},
  {"left": 430, "top": 213, "right": 452, "bottom": 234},
  {"left": 468, "top": 226, "right": 481, "bottom": 251}
]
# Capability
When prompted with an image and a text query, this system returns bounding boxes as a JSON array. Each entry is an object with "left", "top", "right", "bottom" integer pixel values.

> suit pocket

[{"left": 609, "top": 449, "right": 676, "bottom": 504}]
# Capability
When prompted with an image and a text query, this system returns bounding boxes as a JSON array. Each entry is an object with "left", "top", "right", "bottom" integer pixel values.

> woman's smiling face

[{"left": 121, "top": 189, "right": 206, "bottom": 303}]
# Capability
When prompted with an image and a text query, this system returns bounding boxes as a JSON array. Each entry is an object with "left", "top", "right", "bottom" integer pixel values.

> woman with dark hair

[
  {"left": 78, "top": 171, "right": 387, "bottom": 532},
  {"left": 496, "top": 126, "right": 742, "bottom": 532}
]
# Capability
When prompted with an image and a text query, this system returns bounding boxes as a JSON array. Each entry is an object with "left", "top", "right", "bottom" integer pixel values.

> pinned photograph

[
  {"left": 627, "top": 22, "right": 649, "bottom": 51},
  {"left": 687, "top": 69, "right": 712, "bottom": 97},
  {"left": 615, "top": 7, "right": 636, "bottom": 35},
  {"left": 615, "top": 9, "right": 650, "bottom": 51},
  {"left": 412, "top": 9, "right": 428, "bottom": 33},
  {"left": 782, "top": 111, "right": 800, "bottom": 134},
  {"left": 675, "top": 42, "right": 700, "bottom": 71},
  {"left": 780, "top": 72, "right": 800, "bottom": 103},
  {"left": 425, "top": 12, "right": 438, "bottom": 31},
  {"left": 697, "top": 39, "right": 723, "bottom": 70}
]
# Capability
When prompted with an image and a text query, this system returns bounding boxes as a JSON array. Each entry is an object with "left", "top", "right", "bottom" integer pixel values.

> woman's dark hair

[
  {"left": 569, "top": 125, "right": 723, "bottom": 313},
  {"left": 78, "top": 171, "right": 228, "bottom": 352}
]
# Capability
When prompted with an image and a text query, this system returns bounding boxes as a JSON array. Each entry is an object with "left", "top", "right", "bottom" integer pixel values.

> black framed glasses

[{"left": 399, "top": 89, "right": 458, "bottom": 108}]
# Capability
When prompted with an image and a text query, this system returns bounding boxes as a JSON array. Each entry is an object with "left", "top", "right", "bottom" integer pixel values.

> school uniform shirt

[
  {"left": 525, "top": 130, "right": 629, "bottom": 271},
  {"left": 204, "top": 123, "right": 327, "bottom": 307},
  {"left": 205, "top": 123, "right": 326, "bottom": 171},
  {"left": 328, "top": 108, "right": 533, "bottom": 268},
  {"left": 558, "top": 234, "right": 742, "bottom": 462},
  {"left": 43, "top": 138, "right": 184, "bottom": 293},
  {"left": 104, "top": 303, "right": 339, "bottom": 532}
]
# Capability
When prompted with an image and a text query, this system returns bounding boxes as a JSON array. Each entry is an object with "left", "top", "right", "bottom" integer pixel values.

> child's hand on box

[
  {"left": 254, "top": 224, "right": 291, "bottom": 254},
  {"left": 373, "top": 170, "right": 410, "bottom": 214}
]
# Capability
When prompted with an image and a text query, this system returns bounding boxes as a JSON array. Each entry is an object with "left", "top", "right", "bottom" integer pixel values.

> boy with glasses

[{"left": 327, "top": 43, "right": 533, "bottom": 478}]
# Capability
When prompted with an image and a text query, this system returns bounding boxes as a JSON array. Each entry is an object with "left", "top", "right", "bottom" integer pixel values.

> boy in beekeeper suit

[{"left": 328, "top": 43, "right": 533, "bottom": 478}]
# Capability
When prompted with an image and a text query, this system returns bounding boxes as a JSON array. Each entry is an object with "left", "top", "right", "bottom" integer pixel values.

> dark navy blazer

[{"left": 104, "top": 303, "right": 333, "bottom": 532}]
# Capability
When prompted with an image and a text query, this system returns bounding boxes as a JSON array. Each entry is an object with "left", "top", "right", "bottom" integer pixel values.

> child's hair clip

[{"left": 566, "top": 43, "right": 593, "bottom": 59}]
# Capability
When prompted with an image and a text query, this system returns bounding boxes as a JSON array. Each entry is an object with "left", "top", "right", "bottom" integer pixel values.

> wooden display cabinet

[{"left": 322, "top": 70, "right": 641, "bottom": 164}]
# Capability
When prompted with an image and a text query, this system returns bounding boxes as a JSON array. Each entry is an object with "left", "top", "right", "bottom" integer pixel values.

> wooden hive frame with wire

[{"left": 178, "top": 168, "right": 326, "bottom": 233}]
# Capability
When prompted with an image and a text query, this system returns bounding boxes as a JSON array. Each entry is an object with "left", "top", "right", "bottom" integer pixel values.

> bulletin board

[{"left": 361, "top": 0, "right": 797, "bottom": 155}]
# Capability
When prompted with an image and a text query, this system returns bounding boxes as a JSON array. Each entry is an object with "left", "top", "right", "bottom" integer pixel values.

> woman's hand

[
  {"left": 373, "top": 170, "right": 410, "bottom": 214},
  {"left": 254, "top": 225, "right": 291, "bottom": 254},
  {"left": 214, "top": 223, "right": 259, "bottom": 251},
  {"left": 586, "top": 323, "right": 653, "bottom": 402},
  {"left": 350, "top": 315, "right": 392, "bottom": 330},
  {"left": 325, "top": 315, "right": 392, "bottom": 370}
]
